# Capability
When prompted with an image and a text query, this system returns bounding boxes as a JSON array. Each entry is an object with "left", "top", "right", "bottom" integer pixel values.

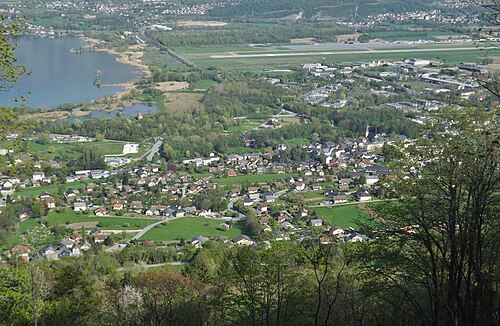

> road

[
  {"left": 224, "top": 196, "right": 246, "bottom": 220},
  {"left": 210, "top": 46, "right": 492, "bottom": 59},
  {"left": 145, "top": 137, "right": 163, "bottom": 162}
]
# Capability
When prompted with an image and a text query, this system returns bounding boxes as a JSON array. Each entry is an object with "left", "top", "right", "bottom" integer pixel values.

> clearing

[
  {"left": 156, "top": 81, "right": 190, "bottom": 92},
  {"left": 139, "top": 217, "right": 244, "bottom": 242},
  {"left": 163, "top": 92, "right": 204, "bottom": 117}
]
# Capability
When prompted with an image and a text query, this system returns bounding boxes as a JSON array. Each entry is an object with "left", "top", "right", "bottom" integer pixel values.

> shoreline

[{"left": 80, "top": 36, "right": 151, "bottom": 101}]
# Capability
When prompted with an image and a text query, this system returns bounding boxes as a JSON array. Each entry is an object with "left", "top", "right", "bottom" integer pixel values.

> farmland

[{"left": 139, "top": 217, "right": 245, "bottom": 242}]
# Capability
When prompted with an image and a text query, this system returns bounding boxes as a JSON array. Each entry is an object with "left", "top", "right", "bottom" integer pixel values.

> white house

[
  {"left": 232, "top": 235, "right": 254, "bottom": 246},
  {"left": 310, "top": 219, "right": 323, "bottom": 227},
  {"left": 32, "top": 172, "right": 45, "bottom": 182}
]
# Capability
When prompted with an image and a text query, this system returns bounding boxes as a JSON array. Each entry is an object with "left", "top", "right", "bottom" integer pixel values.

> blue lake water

[{"left": 0, "top": 36, "right": 141, "bottom": 109}]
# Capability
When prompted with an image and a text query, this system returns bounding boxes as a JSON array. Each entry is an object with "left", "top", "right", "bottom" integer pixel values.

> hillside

[{"left": 204, "top": 0, "right": 473, "bottom": 20}]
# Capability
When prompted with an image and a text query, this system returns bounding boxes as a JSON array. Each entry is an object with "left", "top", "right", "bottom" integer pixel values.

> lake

[{"left": 0, "top": 36, "right": 141, "bottom": 109}]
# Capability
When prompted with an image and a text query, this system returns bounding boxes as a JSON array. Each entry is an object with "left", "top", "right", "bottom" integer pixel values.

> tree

[
  {"left": 476, "top": 1, "right": 500, "bottom": 96},
  {"left": 0, "top": 15, "right": 29, "bottom": 141},
  {"left": 361, "top": 109, "right": 499, "bottom": 325}
]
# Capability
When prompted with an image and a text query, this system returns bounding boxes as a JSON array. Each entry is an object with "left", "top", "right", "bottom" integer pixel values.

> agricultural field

[
  {"left": 312, "top": 204, "right": 376, "bottom": 229},
  {"left": 139, "top": 217, "right": 245, "bottom": 242},
  {"left": 214, "top": 173, "right": 298, "bottom": 186}
]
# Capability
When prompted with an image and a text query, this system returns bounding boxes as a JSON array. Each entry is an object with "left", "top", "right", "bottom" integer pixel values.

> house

[
  {"left": 38, "top": 192, "right": 52, "bottom": 200},
  {"left": 93, "top": 233, "right": 110, "bottom": 243},
  {"left": 263, "top": 192, "right": 277, "bottom": 203},
  {"left": 247, "top": 186, "right": 259, "bottom": 194},
  {"left": 32, "top": 172, "right": 45, "bottom": 182},
  {"left": 256, "top": 204, "right": 268, "bottom": 213},
  {"left": 74, "top": 201, "right": 88, "bottom": 212},
  {"left": 227, "top": 170, "right": 237, "bottom": 177},
  {"left": 44, "top": 197, "right": 56, "bottom": 209},
  {"left": 249, "top": 193, "right": 260, "bottom": 201},
  {"left": 243, "top": 197, "right": 254, "bottom": 206},
  {"left": 330, "top": 227, "right": 345, "bottom": 236},
  {"left": 11, "top": 245, "right": 30, "bottom": 261},
  {"left": 129, "top": 201, "right": 143, "bottom": 212},
  {"left": 191, "top": 236, "right": 207, "bottom": 249},
  {"left": 280, "top": 221, "right": 295, "bottom": 231},
  {"left": 64, "top": 188, "right": 78, "bottom": 198},
  {"left": 310, "top": 219, "right": 323, "bottom": 227},
  {"left": 232, "top": 235, "right": 254, "bottom": 246},
  {"left": 295, "top": 182, "right": 306, "bottom": 191},
  {"left": 40, "top": 244, "right": 58, "bottom": 258},
  {"left": 311, "top": 184, "right": 322, "bottom": 191},
  {"left": 297, "top": 208, "right": 308, "bottom": 218},
  {"left": 260, "top": 216, "right": 270, "bottom": 225},
  {"left": 94, "top": 207, "right": 108, "bottom": 216},
  {"left": 113, "top": 203, "right": 124, "bottom": 211},
  {"left": 355, "top": 189, "right": 372, "bottom": 202},
  {"left": 339, "top": 184, "right": 350, "bottom": 192},
  {"left": 365, "top": 175, "right": 379, "bottom": 186},
  {"left": 332, "top": 192, "right": 348, "bottom": 204},
  {"left": 18, "top": 208, "right": 33, "bottom": 220}
]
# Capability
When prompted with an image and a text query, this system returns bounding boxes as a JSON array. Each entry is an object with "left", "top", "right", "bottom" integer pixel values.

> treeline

[
  {"left": 205, "top": 0, "right": 437, "bottom": 19},
  {"left": 147, "top": 22, "right": 352, "bottom": 47}
]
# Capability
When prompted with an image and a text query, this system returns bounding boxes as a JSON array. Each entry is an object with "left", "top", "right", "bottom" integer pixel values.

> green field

[
  {"left": 177, "top": 43, "right": 487, "bottom": 71},
  {"left": 18, "top": 181, "right": 88, "bottom": 197},
  {"left": 191, "top": 79, "right": 217, "bottom": 90},
  {"left": 226, "top": 119, "right": 264, "bottom": 133},
  {"left": 312, "top": 204, "right": 376, "bottom": 229},
  {"left": 214, "top": 173, "right": 298, "bottom": 186},
  {"left": 139, "top": 217, "right": 244, "bottom": 241},
  {"left": 46, "top": 210, "right": 158, "bottom": 230},
  {"left": 283, "top": 137, "right": 309, "bottom": 146}
]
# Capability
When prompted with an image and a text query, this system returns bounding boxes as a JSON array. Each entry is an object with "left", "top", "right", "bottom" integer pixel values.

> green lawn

[
  {"left": 18, "top": 181, "right": 88, "bottom": 197},
  {"left": 191, "top": 79, "right": 217, "bottom": 90},
  {"left": 283, "top": 137, "right": 309, "bottom": 146},
  {"left": 46, "top": 211, "right": 158, "bottom": 230},
  {"left": 139, "top": 217, "right": 244, "bottom": 241},
  {"left": 214, "top": 173, "right": 297, "bottom": 186},
  {"left": 312, "top": 204, "right": 376, "bottom": 229},
  {"left": 226, "top": 120, "right": 263, "bottom": 133}
]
